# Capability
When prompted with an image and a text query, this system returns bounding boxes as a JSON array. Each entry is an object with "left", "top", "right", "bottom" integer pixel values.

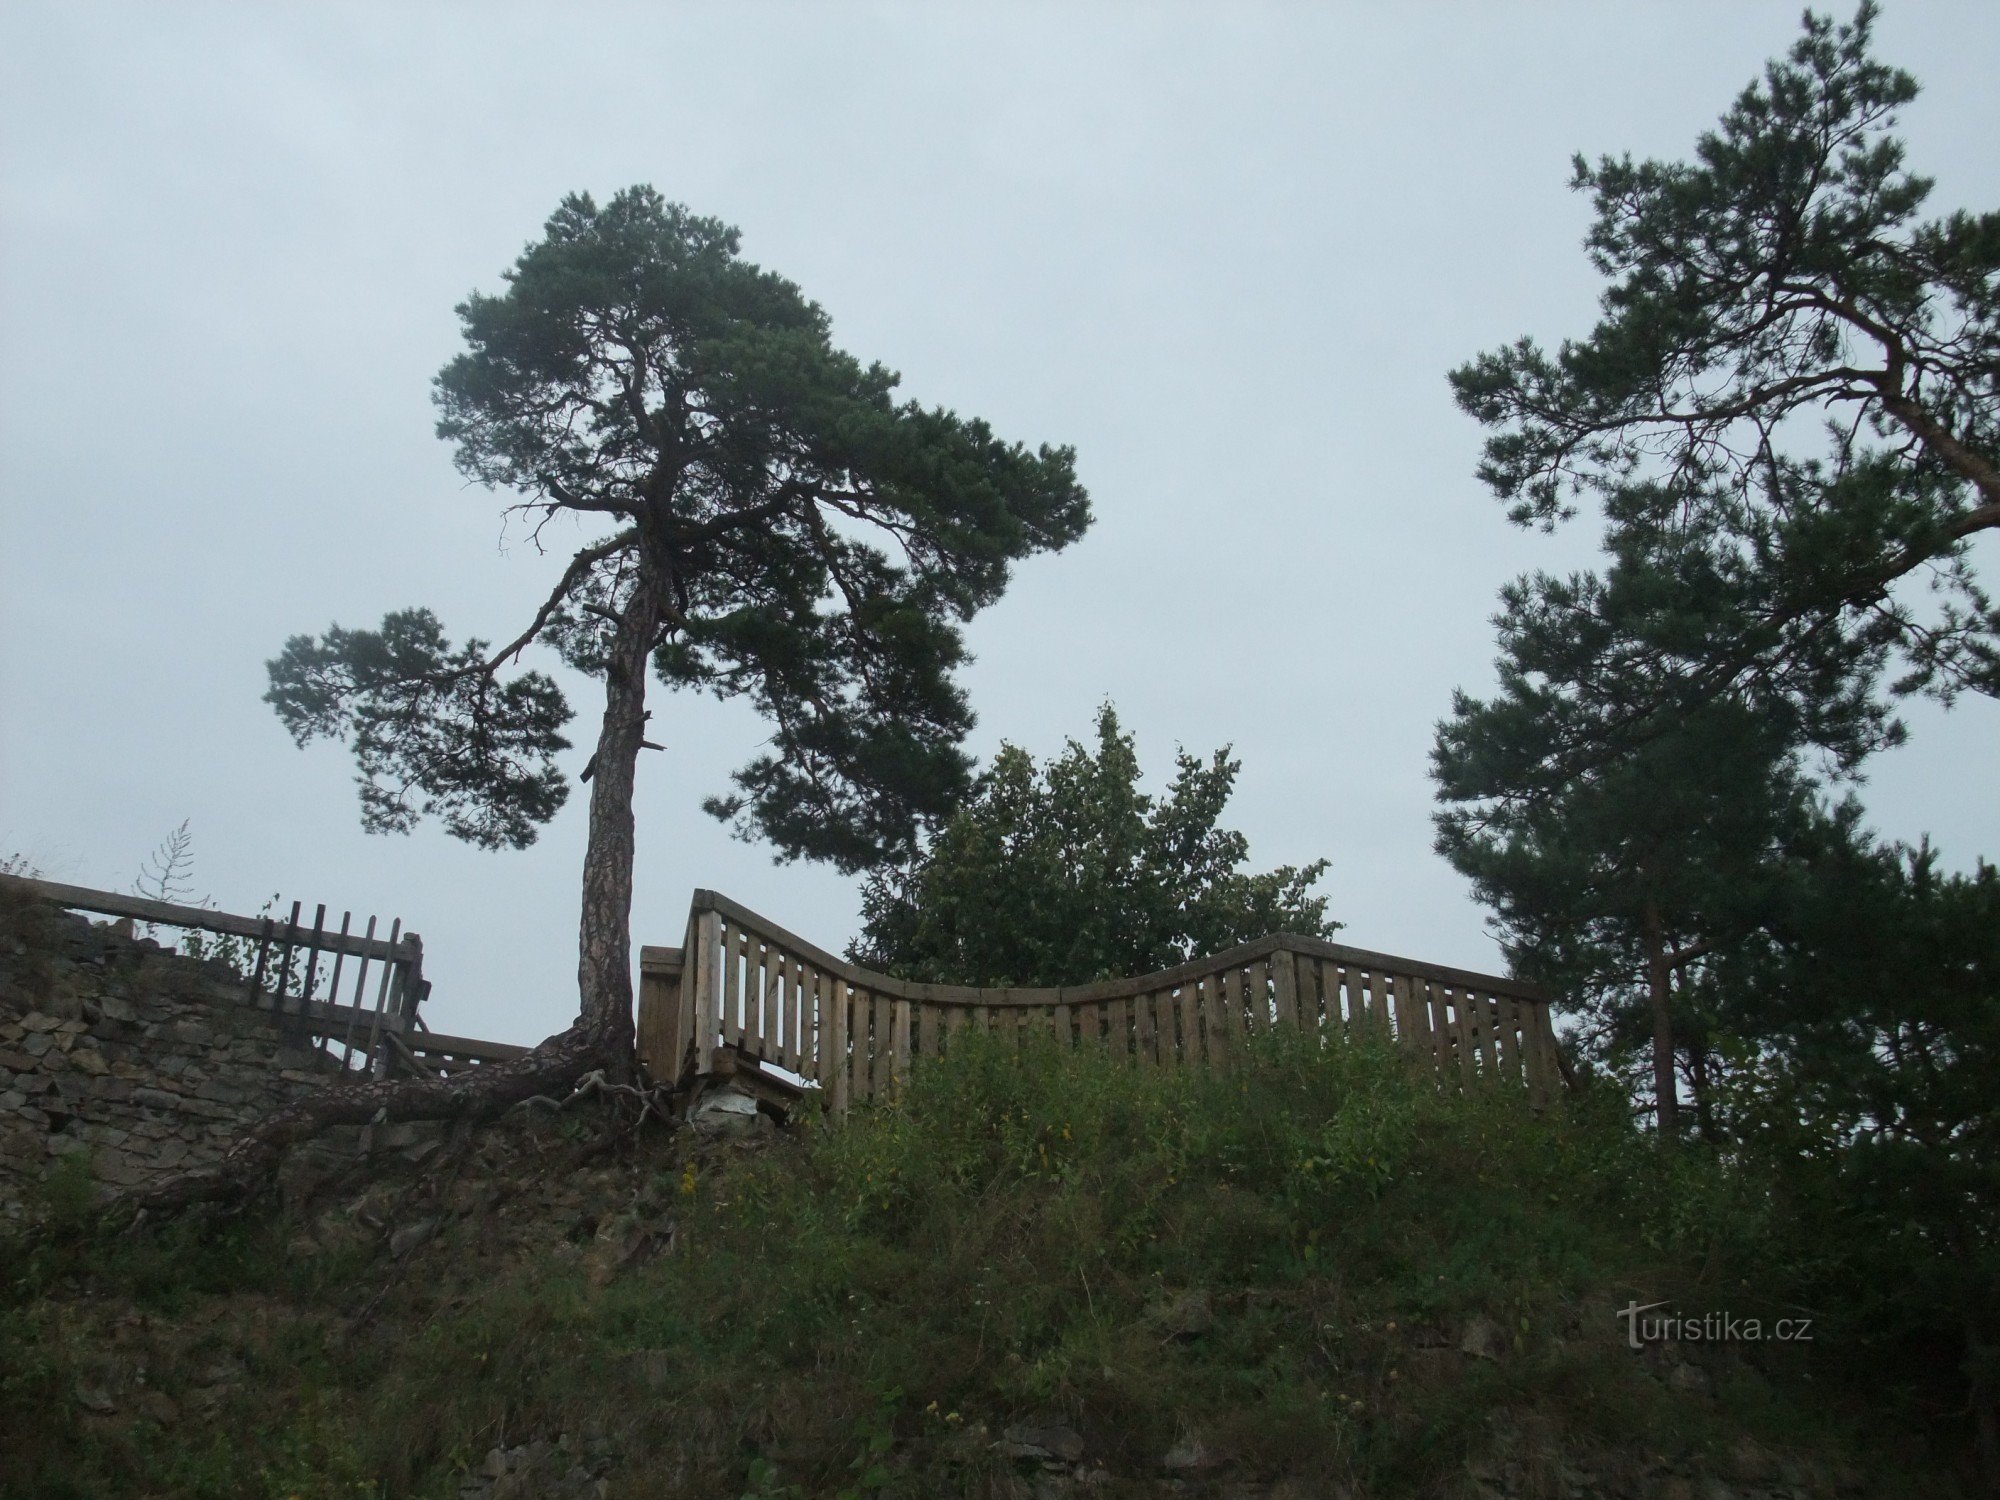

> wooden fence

[
  {"left": 640, "top": 890, "right": 1568, "bottom": 1110},
  {"left": 0, "top": 873, "right": 524, "bottom": 1078}
]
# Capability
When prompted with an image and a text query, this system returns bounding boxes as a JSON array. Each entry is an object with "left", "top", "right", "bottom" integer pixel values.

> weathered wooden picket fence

[
  {"left": 640, "top": 890, "right": 1567, "bottom": 1111},
  {"left": 0, "top": 874, "right": 525, "bottom": 1078}
]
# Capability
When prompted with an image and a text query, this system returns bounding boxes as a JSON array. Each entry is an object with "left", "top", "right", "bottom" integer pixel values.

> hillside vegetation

[{"left": 2, "top": 1016, "right": 1976, "bottom": 1500}]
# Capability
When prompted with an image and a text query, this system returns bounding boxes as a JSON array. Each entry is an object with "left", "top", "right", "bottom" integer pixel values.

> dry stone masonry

[{"left": 0, "top": 890, "right": 347, "bottom": 1220}]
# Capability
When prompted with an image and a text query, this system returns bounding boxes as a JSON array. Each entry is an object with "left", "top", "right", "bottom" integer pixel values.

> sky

[{"left": 3, "top": 3, "right": 1996, "bottom": 1048}]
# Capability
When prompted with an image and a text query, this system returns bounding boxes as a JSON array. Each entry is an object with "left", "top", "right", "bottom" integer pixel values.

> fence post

[
  {"left": 636, "top": 947, "right": 685, "bottom": 1082},
  {"left": 692, "top": 908, "right": 721, "bottom": 1076}
]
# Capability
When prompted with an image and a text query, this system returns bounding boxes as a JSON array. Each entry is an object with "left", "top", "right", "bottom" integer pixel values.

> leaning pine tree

[{"left": 127, "top": 188, "right": 1089, "bottom": 1215}]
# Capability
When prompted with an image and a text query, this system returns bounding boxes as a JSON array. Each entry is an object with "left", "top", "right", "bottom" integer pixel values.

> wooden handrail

[
  {"left": 689, "top": 888, "right": 1552, "bottom": 1008},
  {"left": 0, "top": 874, "right": 420, "bottom": 965}
]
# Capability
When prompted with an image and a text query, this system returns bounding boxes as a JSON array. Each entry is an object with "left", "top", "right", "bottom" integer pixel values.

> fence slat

[
  {"left": 831, "top": 978, "right": 851, "bottom": 1112},
  {"left": 1175, "top": 981, "right": 1199, "bottom": 1068},
  {"left": 1273, "top": 950, "right": 1299, "bottom": 1034},
  {"left": 868, "top": 992, "right": 890, "bottom": 1100},
  {"left": 1135, "top": 989, "right": 1157, "bottom": 1070}
]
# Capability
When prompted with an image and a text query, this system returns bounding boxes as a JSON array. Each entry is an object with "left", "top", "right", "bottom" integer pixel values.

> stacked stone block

[{"left": 0, "top": 896, "right": 347, "bottom": 1220}]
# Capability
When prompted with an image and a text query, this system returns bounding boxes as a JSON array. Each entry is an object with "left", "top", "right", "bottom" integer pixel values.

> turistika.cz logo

[{"left": 1617, "top": 1301, "right": 1814, "bottom": 1350}]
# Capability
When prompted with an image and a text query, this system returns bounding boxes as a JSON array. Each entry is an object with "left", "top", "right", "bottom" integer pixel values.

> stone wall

[{"left": 0, "top": 887, "right": 347, "bottom": 1221}]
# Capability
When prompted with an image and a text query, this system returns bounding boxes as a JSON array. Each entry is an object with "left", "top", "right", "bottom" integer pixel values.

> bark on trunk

[
  {"left": 104, "top": 547, "right": 669, "bottom": 1224},
  {"left": 572, "top": 544, "right": 663, "bottom": 1079},
  {"left": 1688, "top": 1043, "right": 1715, "bottom": 1144},
  {"left": 1642, "top": 900, "right": 1679, "bottom": 1142}
]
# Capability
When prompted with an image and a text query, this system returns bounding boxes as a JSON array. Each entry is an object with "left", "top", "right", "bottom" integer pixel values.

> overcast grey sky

[{"left": 4, "top": 3, "right": 1995, "bottom": 1047}]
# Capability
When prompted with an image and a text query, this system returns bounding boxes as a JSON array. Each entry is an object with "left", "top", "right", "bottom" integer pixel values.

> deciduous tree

[{"left": 853, "top": 705, "right": 1336, "bottom": 987}]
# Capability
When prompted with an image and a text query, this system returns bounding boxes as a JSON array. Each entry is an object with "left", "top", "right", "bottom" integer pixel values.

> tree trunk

[
  {"left": 572, "top": 544, "right": 663, "bottom": 1078},
  {"left": 1688, "top": 1042, "right": 1715, "bottom": 1143},
  {"left": 1642, "top": 899, "right": 1679, "bottom": 1141},
  {"left": 107, "top": 551, "right": 668, "bottom": 1224}
]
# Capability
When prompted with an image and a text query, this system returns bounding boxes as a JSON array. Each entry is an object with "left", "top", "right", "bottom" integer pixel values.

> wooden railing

[
  {"left": 1, "top": 873, "right": 438, "bottom": 1076},
  {"left": 639, "top": 890, "right": 1569, "bottom": 1110}
]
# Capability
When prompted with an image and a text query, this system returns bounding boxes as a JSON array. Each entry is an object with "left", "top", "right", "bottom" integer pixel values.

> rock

[
  {"left": 70, "top": 1048, "right": 108, "bottom": 1077},
  {"left": 1162, "top": 1432, "right": 1218, "bottom": 1471},
  {"left": 997, "top": 1423, "right": 1086, "bottom": 1463},
  {"left": 390, "top": 1216, "right": 442, "bottom": 1256},
  {"left": 1146, "top": 1288, "right": 1215, "bottom": 1339},
  {"left": 618, "top": 1349, "right": 676, "bottom": 1392},
  {"left": 1666, "top": 1361, "right": 1711, "bottom": 1396},
  {"left": 689, "top": 1088, "right": 762, "bottom": 1139},
  {"left": 191, "top": 1357, "right": 245, "bottom": 1387},
  {"left": 1460, "top": 1315, "right": 1505, "bottom": 1361},
  {"left": 74, "top": 1384, "right": 118, "bottom": 1414},
  {"left": 135, "top": 1389, "right": 181, "bottom": 1425}
]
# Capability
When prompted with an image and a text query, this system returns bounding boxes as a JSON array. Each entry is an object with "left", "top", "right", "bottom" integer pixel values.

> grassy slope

[{"left": 0, "top": 1033, "right": 1973, "bottom": 1499}]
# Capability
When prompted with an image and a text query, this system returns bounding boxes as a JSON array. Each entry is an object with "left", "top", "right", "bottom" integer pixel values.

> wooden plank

[
  {"left": 892, "top": 998, "right": 912, "bottom": 1091},
  {"left": 810, "top": 965, "right": 833, "bottom": 1090},
  {"left": 1053, "top": 1002, "right": 1072, "bottom": 1052},
  {"left": 403, "top": 1029, "right": 530, "bottom": 1064},
  {"left": 1432, "top": 984, "right": 1455, "bottom": 1083},
  {"left": 788, "top": 956, "right": 804, "bottom": 1072},
  {"left": 1176, "top": 981, "right": 1199, "bottom": 1068},
  {"left": 1398, "top": 973, "right": 1429, "bottom": 1064},
  {"left": 1192, "top": 974, "right": 1217, "bottom": 1068},
  {"left": 0, "top": 873, "right": 418, "bottom": 960},
  {"left": 1352, "top": 976, "right": 1384, "bottom": 1048},
  {"left": 1476, "top": 993, "right": 1503, "bottom": 1086},
  {"left": 830, "top": 978, "right": 851, "bottom": 1112},
  {"left": 335, "top": 914, "right": 378, "bottom": 1069},
  {"left": 1135, "top": 988, "right": 1157, "bottom": 1070},
  {"left": 1297, "top": 958, "right": 1323, "bottom": 1037},
  {"left": 1489, "top": 996, "right": 1513, "bottom": 1086},
  {"left": 722, "top": 923, "right": 744, "bottom": 1051},
  {"left": 1240, "top": 956, "right": 1272, "bottom": 1040},
  {"left": 1218, "top": 967, "right": 1243, "bottom": 1060},
  {"left": 752, "top": 941, "right": 773, "bottom": 1066},
  {"left": 781, "top": 958, "right": 802, "bottom": 1074},
  {"left": 636, "top": 957, "right": 679, "bottom": 1080},
  {"left": 689, "top": 887, "right": 1555, "bottom": 1009},
  {"left": 1272, "top": 950, "right": 1300, "bottom": 1035},
  {"left": 1452, "top": 987, "right": 1478, "bottom": 1090},
  {"left": 694, "top": 910, "right": 720, "bottom": 1074},
  {"left": 781, "top": 956, "right": 802, "bottom": 1071},
  {"left": 870, "top": 992, "right": 892, "bottom": 1100}
]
